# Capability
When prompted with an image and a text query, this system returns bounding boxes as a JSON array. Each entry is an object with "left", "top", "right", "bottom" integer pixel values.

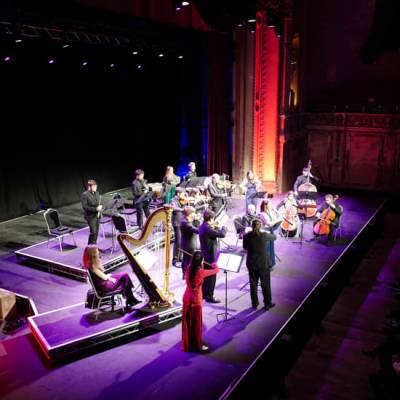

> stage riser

[
  {"left": 29, "top": 304, "right": 182, "bottom": 363},
  {"left": 222, "top": 201, "right": 386, "bottom": 399}
]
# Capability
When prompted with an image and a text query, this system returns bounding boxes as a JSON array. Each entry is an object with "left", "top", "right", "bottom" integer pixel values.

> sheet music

[{"left": 217, "top": 252, "right": 243, "bottom": 273}]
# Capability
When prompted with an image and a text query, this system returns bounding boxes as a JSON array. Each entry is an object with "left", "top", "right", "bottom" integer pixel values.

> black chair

[
  {"left": 44, "top": 208, "right": 77, "bottom": 252},
  {"left": 86, "top": 270, "right": 125, "bottom": 319},
  {"left": 112, "top": 193, "right": 136, "bottom": 225}
]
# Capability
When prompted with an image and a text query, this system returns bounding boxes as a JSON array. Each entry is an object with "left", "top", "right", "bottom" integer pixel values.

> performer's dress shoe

[
  {"left": 205, "top": 297, "right": 221, "bottom": 304},
  {"left": 264, "top": 303, "right": 276, "bottom": 311}
]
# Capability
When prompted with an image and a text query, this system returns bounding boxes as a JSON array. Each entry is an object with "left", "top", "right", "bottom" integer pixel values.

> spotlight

[
  {"left": 15, "top": 39, "right": 22, "bottom": 43},
  {"left": 132, "top": 51, "right": 138, "bottom": 55},
  {"left": 137, "top": 64, "right": 142, "bottom": 69},
  {"left": 4, "top": 56, "right": 11, "bottom": 62},
  {"left": 82, "top": 61, "right": 88, "bottom": 66},
  {"left": 158, "top": 53, "right": 164, "bottom": 58},
  {"left": 182, "top": 1, "right": 190, "bottom": 6},
  {"left": 178, "top": 55, "right": 184, "bottom": 59},
  {"left": 110, "top": 63, "right": 115, "bottom": 68},
  {"left": 62, "top": 44, "right": 70, "bottom": 49},
  {"left": 237, "top": 23, "right": 244, "bottom": 28},
  {"left": 247, "top": 18, "right": 256, "bottom": 23},
  {"left": 48, "top": 59, "right": 55, "bottom": 64}
]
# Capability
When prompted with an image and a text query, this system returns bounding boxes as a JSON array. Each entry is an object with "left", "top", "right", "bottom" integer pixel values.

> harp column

[{"left": 163, "top": 206, "right": 174, "bottom": 302}]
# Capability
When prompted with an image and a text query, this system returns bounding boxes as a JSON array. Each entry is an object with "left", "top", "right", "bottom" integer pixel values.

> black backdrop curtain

[
  {"left": 0, "top": 38, "right": 194, "bottom": 222},
  {"left": 207, "top": 32, "right": 232, "bottom": 176}
]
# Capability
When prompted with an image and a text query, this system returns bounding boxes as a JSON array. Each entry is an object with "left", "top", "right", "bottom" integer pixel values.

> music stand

[
  {"left": 292, "top": 191, "right": 319, "bottom": 248},
  {"left": 215, "top": 250, "right": 244, "bottom": 323}
]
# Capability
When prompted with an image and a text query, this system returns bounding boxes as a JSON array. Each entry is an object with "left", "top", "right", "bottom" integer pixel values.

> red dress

[{"left": 182, "top": 265, "right": 219, "bottom": 352}]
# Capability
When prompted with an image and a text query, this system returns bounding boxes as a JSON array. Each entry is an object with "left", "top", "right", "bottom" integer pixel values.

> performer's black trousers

[
  {"left": 202, "top": 261, "right": 217, "bottom": 300},
  {"left": 86, "top": 216, "right": 100, "bottom": 245},
  {"left": 172, "top": 225, "right": 182, "bottom": 262},
  {"left": 135, "top": 201, "right": 150, "bottom": 228},
  {"left": 248, "top": 267, "right": 271, "bottom": 307}
]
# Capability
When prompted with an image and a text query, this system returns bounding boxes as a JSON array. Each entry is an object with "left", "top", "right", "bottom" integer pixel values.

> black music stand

[
  {"left": 215, "top": 250, "right": 244, "bottom": 323},
  {"left": 292, "top": 191, "right": 319, "bottom": 248}
]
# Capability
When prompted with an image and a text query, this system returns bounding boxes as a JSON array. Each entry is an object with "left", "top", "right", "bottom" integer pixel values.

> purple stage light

[
  {"left": 158, "top": 53, "right": 164, "bottom": 58},
  {"left": 4, "top": 56, "right": 11, "bottom": 62},
  {"left": 48, "top": 59, "right": 55, "bottom": 64},
  {"left": 176, "top": 7, "right": 182, "bottom": 11},
  {"left": 15, "top": 39, "right": 22, "bottom": 43},
  {"left": 137, "top": 64, "right": 142, "bottom": 69},
  {"left": 178, "top": 55, "right": 184, "bottom": 59},
  {"left": 182, "top": 1, "right": 190, "bottom": 5},
  {"left": 62, "top": 44, "right": 70, "bottom": 49},
  {"left": 82, "top": 61, "right": 88, "bottom": 66},
  {"left": 132, "top": 51, "right": 138, "bottom": 55},
  {"left": 110, "top": 63, "right": 115, "bottom": 68}
]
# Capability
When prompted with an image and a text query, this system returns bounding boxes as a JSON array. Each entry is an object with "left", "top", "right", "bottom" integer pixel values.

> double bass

[
  {"left": 298, "top": 160, "right": 318, "bottom": 218},
  {"left": 313, "top": 195, "right": 339, "bottom": 236}
]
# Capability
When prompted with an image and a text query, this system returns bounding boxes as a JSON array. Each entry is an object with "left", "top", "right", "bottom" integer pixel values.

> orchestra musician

[
  {"left": 294, "top": 166, "right": 318, "bottom": 197},
  {"left": 170, "top": 189, "right": 187, "bottom": 266},
  {"left": 182, "top": 251, "right": 219, "bottom": 352},
  {"left": 207, "top": 173, "right": 227, "bottom": 215},
  {"left": 240, "top": 170, "right": 261, "bottom": 210},
  {"left": 199, "top": 209, "right": 226, "bottom": 303},
  {"left": 163, "top": 166, "right": 181, "bottom": 204},
  {"left": 131, "top": 169, "right": 150, "bottom": 229},
  {"left": 276, "top": 191, "right": 301, "bottom": 238},
  {"left": 83, "top": 245, "right": 140, "bottom": 307},
  {"left": 184, "top": 162, "right": 197, "bottom": 182},
  {"left": 81, "top": 179, "right": 102, "bottom": 244},
  {"left": 180, "top": 207, "right": 201, "bottom": 279},
  {"left": 259, "top": 199, "right": 281, "bottom": 269},
  {"left": 314, "top": 194, "right": 343, "bottom": 242}
]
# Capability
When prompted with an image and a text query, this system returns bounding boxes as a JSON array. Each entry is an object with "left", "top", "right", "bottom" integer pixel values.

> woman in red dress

[{"left": 182, "top": 251, "right": 219, "bottom": 352}]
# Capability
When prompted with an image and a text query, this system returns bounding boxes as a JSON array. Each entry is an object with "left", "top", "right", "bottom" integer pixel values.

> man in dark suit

[
  {"left": 131, "top": 169, "right": 150, "bottom": 229},
  {"left": 184, "top": 162, "right": 197, "bottom": 182},
  {"left": 199, "top": 210, "right": 226, "bottom": 303},
  {"left": 81, "top": 179, "right": 102, "bottom": 244},
  {"left": 243, "top": 219, "right": 276, "bottom": 310},
  {"left": 207, "top": 173, "right": 227, "bottom": 215},
  {"left": 180, "top": 207, "right": 200, "bottom": 279}
]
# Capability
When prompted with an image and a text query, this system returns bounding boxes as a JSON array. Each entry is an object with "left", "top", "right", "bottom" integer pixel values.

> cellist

[{"left": 314, "top": 194, "right": 343, "bottom": 241}]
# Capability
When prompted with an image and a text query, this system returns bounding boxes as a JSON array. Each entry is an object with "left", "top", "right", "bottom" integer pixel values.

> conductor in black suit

[
  {"left": 199, "top": 210, "right": 227, "bottom": 303},
  {"left": 180, "top": 207, "right": 200, "bottom": 278},
  {"left": 81, "top": 179, "right": 102, "bottom": 244},
  {"left": 243, "top": 219, "right": 276, "bottom": 311}
]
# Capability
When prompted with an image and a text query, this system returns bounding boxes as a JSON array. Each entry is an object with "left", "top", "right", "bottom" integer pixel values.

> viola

[{"left": 313, "top": 195, "right": 339, "bottom": 236}]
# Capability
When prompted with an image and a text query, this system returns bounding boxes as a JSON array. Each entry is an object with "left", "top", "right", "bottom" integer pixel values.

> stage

[{"left": 0, "top": 192, "right": 385, "bottom": 400}]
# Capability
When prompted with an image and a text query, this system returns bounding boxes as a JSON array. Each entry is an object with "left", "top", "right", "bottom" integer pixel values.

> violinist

[
  {"left": 180, "top": 207, "right": 201, "bottom": 279},
  {"left": 199, "top": 210, "right": 226, "bottom": 303},
  {"left": 314, "top": 194, "right": 343, "bottom": 241},
  {"left": 170, "top": 189, "right": 187, "bottom": 266},
  {"left": 240, "top": 171, "right": 261, "bottom": 210},
  {"left": 208, "top": 173, "right": 227, "bottom": 215},
  {"left": 276, "top": 191, "right": 300, "bottom": 238},
  {"left": 184, "top": 162, "right": 197, "bottom": 182},
  {"left": 294, "top": 166, "right": 318, "bottom": 197}
]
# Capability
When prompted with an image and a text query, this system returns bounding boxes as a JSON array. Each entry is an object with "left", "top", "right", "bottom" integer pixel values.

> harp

[{"left": 117, "top": 206, "right": 174, "bottom": 308}]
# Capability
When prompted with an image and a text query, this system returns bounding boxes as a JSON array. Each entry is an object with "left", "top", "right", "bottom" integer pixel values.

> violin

[{"left": 313, "top": 195, "right": 339, "bottom": 236}]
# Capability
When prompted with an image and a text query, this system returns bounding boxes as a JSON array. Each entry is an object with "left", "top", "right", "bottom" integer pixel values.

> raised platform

[
  {"left": 0, "top": 193, "right": 387, "bottom": 400},
  {"left": 14, "top": 223, "right": 168, "bottom": 281},
  {"left": 28, "top": 301, "right": 182, "bottom": 361}
]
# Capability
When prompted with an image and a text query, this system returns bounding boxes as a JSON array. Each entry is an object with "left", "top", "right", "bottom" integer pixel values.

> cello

[
  {"left": 313, "top": 195, "right": 339, "bottom": 236},
  {"left": 280, "top": 199, "right": 298, "bottom": 237},
  {"left": 298, "top": 160, "right": 318, "bottom": 218}
]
